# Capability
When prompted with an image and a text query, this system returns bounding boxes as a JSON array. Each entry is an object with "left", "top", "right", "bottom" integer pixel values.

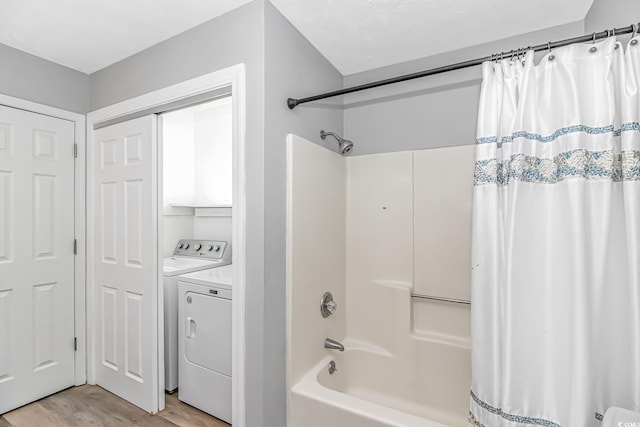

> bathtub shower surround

[
  {"left": 470, "top": 37, "right": 640, "bottom": 426},
  {"left": 286, "top": 134, "right": 475, "bottom": 427},
  {"left": 286, "top": 135, "right": 346, "bottom": 393}
]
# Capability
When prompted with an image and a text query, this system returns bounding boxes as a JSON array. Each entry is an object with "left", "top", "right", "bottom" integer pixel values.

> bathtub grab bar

[{"left": 412, "top": 294, "right": 471, "bottom": 305}]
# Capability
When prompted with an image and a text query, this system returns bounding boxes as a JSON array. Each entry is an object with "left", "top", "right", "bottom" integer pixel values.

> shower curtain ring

[
  {"left": 547, "top": 41, "right": 551, "bottom": 52},
  {"left": 633, "top": 23, "right": 638, "bottom": 38},
  {"left": 592, "top": 32, "right": 597, "bottom": 43},
  {"left": 611, "top": 29, "right": 620, "bottom": 49}
]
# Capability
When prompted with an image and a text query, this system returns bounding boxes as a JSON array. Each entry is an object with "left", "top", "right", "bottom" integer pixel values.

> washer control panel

[{"left": 173, "top": 239, "right": 231, "bottom": 261}]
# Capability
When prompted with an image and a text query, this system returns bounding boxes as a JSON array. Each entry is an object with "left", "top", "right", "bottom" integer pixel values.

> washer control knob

[
  {"left": 207, "top": 245, "right": 214, "bottom": 251},
  {"left": 184, "top": 244, "right": 190, "bottom": 249},
  {"left": 178, "top": 243, "right": 184, "bottom": 249},
  {"left": 214, "top": 245, "right": 221, "bottom": 252},
  {"left": 194, "top": 244, "right": 202, "bottom": 251}
]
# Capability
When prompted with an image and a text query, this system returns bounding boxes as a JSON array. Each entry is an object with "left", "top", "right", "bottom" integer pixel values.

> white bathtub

[{"left": 290, "top": 343, "right": 470, "bottom": 427}]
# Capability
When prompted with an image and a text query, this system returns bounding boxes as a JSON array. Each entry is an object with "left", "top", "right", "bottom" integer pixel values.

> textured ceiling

[
  {"left": 0, "top": 0, "right": 254, "bottom": 73},
  {"left": 0, "top": 0, "right": 594, "bottom": 76},
  {"left": 269, "top": 0, "right": 595, "bottom": 75}
]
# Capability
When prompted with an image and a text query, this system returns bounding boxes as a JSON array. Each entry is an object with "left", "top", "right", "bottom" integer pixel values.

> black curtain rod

[{"left": 287, "top": 23, "right": 639, "bottom": 110}]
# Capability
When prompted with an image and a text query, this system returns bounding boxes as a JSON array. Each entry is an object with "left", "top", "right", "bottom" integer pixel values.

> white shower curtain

[{"left": 469, "top": 36, "right": 640, "bottom": 427}]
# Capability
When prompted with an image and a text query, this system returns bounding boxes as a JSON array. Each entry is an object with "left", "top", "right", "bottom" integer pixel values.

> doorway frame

[
  {"left": 86, "top": 64, "right": 247, "bottom": 425},
  {"left": 0, "top": 93, "right": 87, "bottom": 387}
]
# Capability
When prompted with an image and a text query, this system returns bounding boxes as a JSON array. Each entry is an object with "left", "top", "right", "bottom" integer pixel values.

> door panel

[
  {"left": 0, "top": 289, "right": 12, "bottom": 381},
  {"left": 93, "top": 115, "right": 158, "bottom": 413},
  {"left": 0, "top": 105, "right": 75, "bottom": 414},
  {"left": 0, "top": 171, "right": 11, "bottom": 262}
]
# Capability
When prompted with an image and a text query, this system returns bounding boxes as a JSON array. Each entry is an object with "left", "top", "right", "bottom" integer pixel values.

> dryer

[
  {"left": 177, "top": 265, "right": 232, "bottom": 423},
  {"left": 163, "top": 239, "right": 231, "bottom": 392}
]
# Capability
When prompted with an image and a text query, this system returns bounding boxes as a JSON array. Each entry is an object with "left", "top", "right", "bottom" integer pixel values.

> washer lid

[{"left": 178, "top": 264, "right": 233, "bottom": 289}]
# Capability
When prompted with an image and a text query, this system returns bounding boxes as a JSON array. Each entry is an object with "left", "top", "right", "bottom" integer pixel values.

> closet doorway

[{"left": 86, "top": 65, "right": 246, "bottom": 426}]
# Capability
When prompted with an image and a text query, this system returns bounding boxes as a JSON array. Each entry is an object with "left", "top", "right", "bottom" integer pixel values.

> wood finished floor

[{"left": 0, "top": 385, "right": 230, "bottom": 427}]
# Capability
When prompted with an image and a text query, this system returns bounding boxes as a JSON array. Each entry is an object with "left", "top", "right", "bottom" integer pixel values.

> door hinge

[
  {"left": 73, "top": 143, "right": 78, "bottom": 158},
  {"left": 73, "top": 239, "right": 77, "bottom": 255},
  {"left": 74, "top": 337, "right": 77, "bottom": 351}
]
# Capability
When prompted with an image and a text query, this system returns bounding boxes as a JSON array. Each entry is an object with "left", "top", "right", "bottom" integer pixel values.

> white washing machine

[
  {"left": 163, "top": 239, "right": 231, "bottom": 392},
  {"left": 178, "top": 265, "right": 232, "bottom": 423}
]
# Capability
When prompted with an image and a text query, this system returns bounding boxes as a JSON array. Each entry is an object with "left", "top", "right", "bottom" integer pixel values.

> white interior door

[
  {"left": 93, "top": 115, "right": 159, "bottom": 413},
  {"left": 0, "top": 105, "right": 75, "bottom": 414}
]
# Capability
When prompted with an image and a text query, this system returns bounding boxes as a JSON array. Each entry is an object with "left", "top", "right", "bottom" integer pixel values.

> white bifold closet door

[
  {"left": 93, "top": 115, "right": 159, "bottom": 413},
  {"left": 0, "top": 105, "right": 75, "bottom": 414}
]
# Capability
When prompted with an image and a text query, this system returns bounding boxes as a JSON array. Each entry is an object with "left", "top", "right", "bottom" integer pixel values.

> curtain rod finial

[{"left": 287, "top": 98, "right": 299, "bottom": 109}]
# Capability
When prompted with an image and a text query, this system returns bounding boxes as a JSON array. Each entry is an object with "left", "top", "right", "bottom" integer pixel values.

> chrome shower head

[
  {"left": 339, "top": 139, "right": 353, "bottom": 155},
  {"left": 320, "top": 130, "right": 354, "bottom": 155}
]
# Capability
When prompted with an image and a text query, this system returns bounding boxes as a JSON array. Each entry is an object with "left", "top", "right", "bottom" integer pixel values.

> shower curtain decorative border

[
  {"left": 469, "top": 390, "right": 562, "bottom": 427},
  {"left": 474, "top": 149, "right": 640, "bottom": 185},
  {"left": 468, "top": 411, "right": 487, "bottom": 427},
  {"left": 476, "top": 121, "right": 640, "bottom": 146},
  {"left": 474, "top": 121, "right": 640, "bottom": 185}
]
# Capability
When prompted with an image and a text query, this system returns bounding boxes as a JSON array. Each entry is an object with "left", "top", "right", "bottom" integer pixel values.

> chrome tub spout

[{"left": 324, "top": 338, "right": 344, "bottom": 352}]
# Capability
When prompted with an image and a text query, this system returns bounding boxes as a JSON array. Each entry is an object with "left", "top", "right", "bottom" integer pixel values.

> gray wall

[
  {"left": 263, "top": 2, "right": 343, "bottom": 426},
  {"left": 0, "top": 43, "right": 89, "bottom": 113},
  {"left": 342, "top": 0, "right": 639, "bottom": 157},
  {"left": 343, "top": 21, "right": 585, "bottom": 155},
  {"left": 89, "top": 2, "right": 263, "bottom": 112},
  {"left": 90, "top": 3, "right": 267, "bottom": 426},
  {"left": 90, "top": 2, "right": 344, "bottom": 425},
  {"left": 585, "top": 0, "right": 640, "bottom": 32}
]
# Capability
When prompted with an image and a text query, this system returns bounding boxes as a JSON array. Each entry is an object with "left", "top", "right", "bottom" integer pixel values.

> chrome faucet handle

[
  {"left": 326, "top": 300, "right": 337, "bottom": 314},
  {"left": 321, "top": 292, "right": 337, "bottom": 318}
]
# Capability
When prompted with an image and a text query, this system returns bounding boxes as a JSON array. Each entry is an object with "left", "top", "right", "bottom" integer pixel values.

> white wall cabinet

[{"left": 163, "top": 98, "right": 232, "bottom": 211}]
